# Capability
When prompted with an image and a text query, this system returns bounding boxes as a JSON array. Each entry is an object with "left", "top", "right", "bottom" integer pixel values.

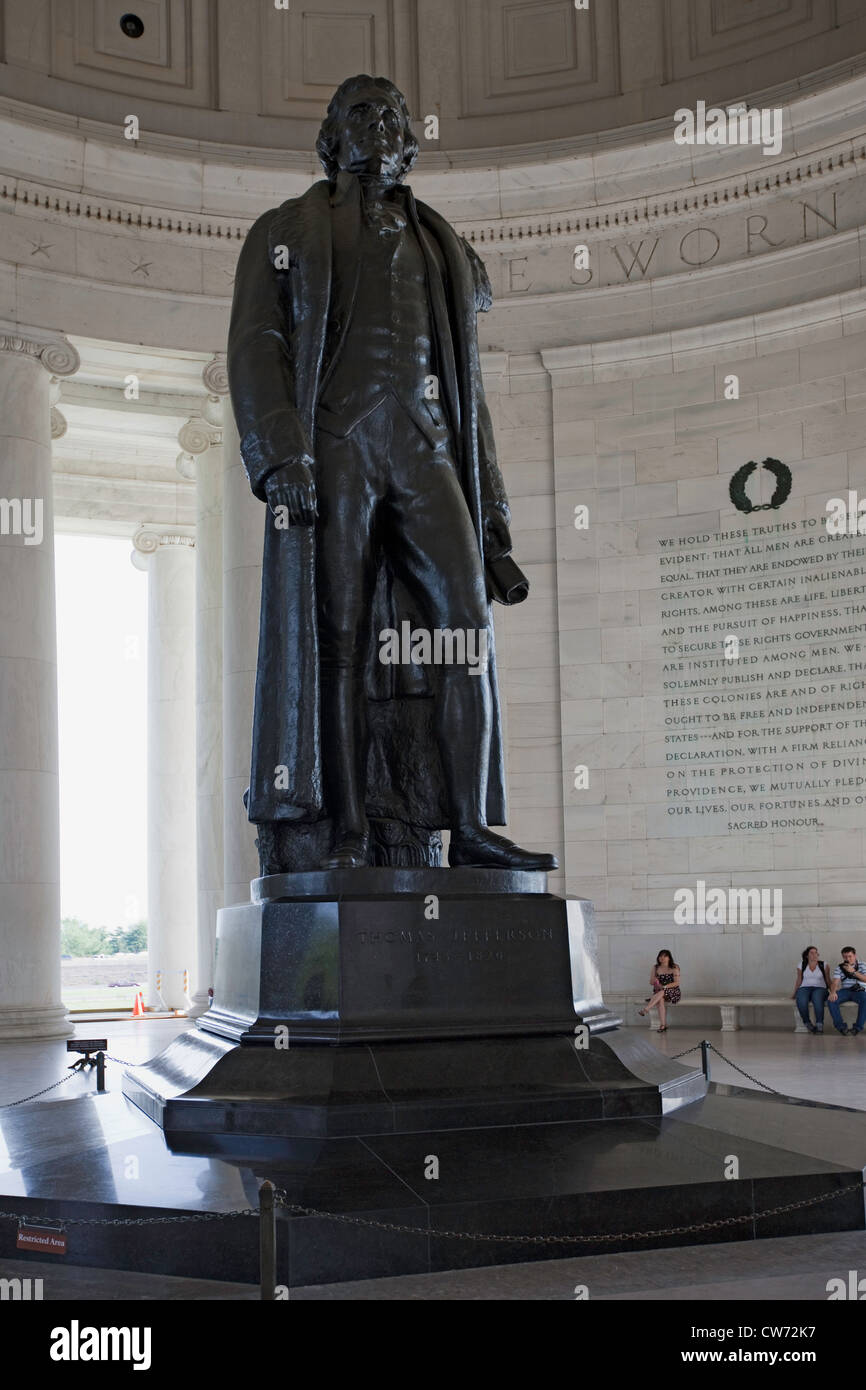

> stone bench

[{"left": 639, "top": 994, "right": 862, "bottom": 1033}]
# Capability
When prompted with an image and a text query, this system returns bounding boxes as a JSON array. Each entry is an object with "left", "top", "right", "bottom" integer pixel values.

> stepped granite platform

[{"left": 0, "top": 1083, "right": 863, "bottom": 1287}]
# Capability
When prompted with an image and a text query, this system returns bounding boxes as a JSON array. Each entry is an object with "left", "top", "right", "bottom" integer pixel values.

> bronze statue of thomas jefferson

[{"left": 228, "top": 74, "right": 557, "bottom": 875}]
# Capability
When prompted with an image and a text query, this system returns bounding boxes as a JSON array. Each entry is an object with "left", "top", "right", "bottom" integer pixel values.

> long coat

[{"left": 227, "top": 175, "right": 512, "bottom": 829}]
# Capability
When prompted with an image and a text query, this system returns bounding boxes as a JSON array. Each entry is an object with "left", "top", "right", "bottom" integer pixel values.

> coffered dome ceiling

[{"left": 2, "top": 0, "right": 866, "bottom": 159}]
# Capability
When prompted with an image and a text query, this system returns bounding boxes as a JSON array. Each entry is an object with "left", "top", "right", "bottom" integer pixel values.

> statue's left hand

[
  {"left": 264, "top": 455, "right": 317, "bottom": 526},
  {"left": 483, "top": 506, "right": 512, "bottom": 561}
]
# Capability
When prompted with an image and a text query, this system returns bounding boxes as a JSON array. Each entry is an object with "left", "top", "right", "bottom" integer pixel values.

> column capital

[
  {"left": 177, "top": 415, "right": 222, "bottom": 478},
  {"left": 0, "top": 325, "right": 80, "bottom": 377},
  {"left": 50, "top": 407, "right": 68, "bottom": 440},
  {"left": 131, "top": 525, "right": 195, "bottom": 570},
  {"left": 202, "top": 355, "right": 228, "bottom": 396}
]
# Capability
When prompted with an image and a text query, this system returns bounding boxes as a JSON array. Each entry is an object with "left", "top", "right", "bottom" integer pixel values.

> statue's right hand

[{"left": 264, "top": 456, "right": 317, "bottom": 526}]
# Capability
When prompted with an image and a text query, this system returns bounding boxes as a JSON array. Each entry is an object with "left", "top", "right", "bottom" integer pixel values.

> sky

[{"left": 55, "top": 534, "right": 148, "bottom": 929}]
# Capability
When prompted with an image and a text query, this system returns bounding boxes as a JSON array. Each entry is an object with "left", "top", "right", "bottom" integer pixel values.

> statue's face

[{"left": 335, "top": 89, "right": 405, "bottom": 182}]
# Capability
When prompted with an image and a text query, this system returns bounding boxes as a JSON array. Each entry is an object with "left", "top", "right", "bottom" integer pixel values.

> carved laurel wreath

[{"left": 728, "top": 457, "right": 792, "bottom": 514}]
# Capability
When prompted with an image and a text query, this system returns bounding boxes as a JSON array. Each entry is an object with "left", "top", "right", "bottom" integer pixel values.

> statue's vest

[{"left": 317, "top": 214, "right": 451, "bottom": 449}]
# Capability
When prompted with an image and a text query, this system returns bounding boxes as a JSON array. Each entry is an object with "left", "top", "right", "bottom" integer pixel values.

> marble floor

[
  {"left": 643, "top": 1024, "right": 866, "bottom": 1112},
  {"left": 0, "top": 1018, "right": 188, "bottom": 1108},
  {"left": 0, "top": 1019, "right": 863, "bottom": 1300}
]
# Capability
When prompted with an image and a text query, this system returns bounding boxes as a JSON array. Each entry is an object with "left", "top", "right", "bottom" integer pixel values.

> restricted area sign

[{"left": 16, "top": 1225, "right": 67, "bottom": 1255}]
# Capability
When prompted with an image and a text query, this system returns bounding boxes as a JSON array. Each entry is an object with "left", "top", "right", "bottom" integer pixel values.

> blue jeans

[
  {"left": 796, "top": 985, "right": 827, "bottom": 1029},
  {"left": 827, "top": 987, "right": 866, "bottom": 1033}
]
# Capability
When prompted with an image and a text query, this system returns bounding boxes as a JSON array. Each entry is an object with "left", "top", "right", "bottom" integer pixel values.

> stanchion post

[
  {"left": 700, "top": 1039, "right": 711, "bottom": 1082},
  {"left": 260, "top": 1180, "right": 276, "bottom": 1300},
  {"left": 96, "top": 1051, "right": 105, "bottom": 1093}
]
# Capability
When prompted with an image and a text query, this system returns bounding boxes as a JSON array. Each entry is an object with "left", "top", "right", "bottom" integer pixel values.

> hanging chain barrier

[
  {"left": 0, "top": 1208, "right": 258, "bottom": 1227},
  {"left": 0, "top": 1071, "right": 81, "bottom": 1108},
  {"left": 669, "top": 1040, "right": 780, "bottom": 1093},
  {"left": 0, "top": 1178, "right": 861, "bottom": 1246},
  {"left": 0, "top": 1052, "right": 142, "bottom": 1108},
  {"left": 271, "top": 1180, "right": 864, "bottom": 1247}
]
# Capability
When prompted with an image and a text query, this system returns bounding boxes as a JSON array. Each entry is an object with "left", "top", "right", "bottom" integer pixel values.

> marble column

[
  {"left": 222, "top": 401, "right": 262, "bottom": 907},
  {"left": 0, "top": 330, "right": 78, "bottom": 1039},
  {"left": 132, "top": 526, "right": 196, "bottom": 1010},
  {"left": 541, "top": 346, "right": 603, "bottom": 906},
  {"left": 182, "top": 359, "right": 225, "bottom": 1016}
]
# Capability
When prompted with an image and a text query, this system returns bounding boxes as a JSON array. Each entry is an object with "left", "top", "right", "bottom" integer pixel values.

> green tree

[
  {"left": 113, "top": 922, "right": 148, "bottom": 954},
  {"left": 60, "top": 918, "right": 110, "bottom": 957}
]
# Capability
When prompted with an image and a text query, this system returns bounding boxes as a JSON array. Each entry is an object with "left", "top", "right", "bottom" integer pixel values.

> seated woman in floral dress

[{"left": 638, "top": 949, "right": 681, "bottom": 1032}]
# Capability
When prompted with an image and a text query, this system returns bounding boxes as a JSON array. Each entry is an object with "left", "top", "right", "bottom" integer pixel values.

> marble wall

[{"left": 528, "top": 299, "right": 866, "bottom": 1021}]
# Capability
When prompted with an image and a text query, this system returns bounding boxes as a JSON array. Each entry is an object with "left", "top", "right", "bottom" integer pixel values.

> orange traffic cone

[{"left": 132, "top": 990, "right": 145, "bottom": 1019}]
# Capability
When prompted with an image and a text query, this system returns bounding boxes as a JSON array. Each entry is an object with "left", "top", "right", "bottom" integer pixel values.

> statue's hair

[{"left": 316, "top": 74, "right": 419, "bottom": 182}]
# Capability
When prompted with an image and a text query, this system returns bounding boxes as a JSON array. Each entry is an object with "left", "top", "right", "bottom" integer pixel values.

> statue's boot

[
  {"left": 437, "top": 663, "right": 558, "bottom": 871},
  {"left": 449, "top": 827, "right": 558, "bottom": 872},
  {"left": 319, "top": 668, "right": 370, "bottom": 869},
  {"left": 321, "top": 831, "right": 371, "bottom": 870}
]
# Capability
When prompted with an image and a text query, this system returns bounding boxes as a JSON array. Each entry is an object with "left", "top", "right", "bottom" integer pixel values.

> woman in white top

[{"left": 792, "top": 946, "right": 830, "bottom": 1033}]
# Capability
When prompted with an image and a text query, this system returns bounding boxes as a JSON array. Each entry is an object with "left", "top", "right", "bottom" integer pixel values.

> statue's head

[{"left": 316, "top": 74, "right": 419, "bottom": 185}]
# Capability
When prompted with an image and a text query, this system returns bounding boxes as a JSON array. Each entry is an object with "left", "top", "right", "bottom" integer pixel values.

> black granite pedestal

[
  {"left": 203, "top": 868, "right": 618, "bottom": 1045},
  {"left": 123, "top": 870, "right": 700, "bottom": 1143},
  {"left": 123, "top": 871, "right": 707, "bottom": 1149},
  {"left": 113, "top": 871, "right": 864, "bottom": 1285}
]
